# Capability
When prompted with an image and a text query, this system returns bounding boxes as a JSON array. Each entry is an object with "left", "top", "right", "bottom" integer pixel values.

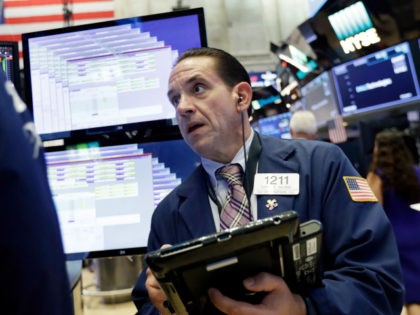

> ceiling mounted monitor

[
  {"left": 331, "top": 41, "right": 420, "bottom": 119},
  {"left": 300, "top": 70, "right": 340, "bottom": 128},
  {"left": 328, "top": 1, "right": 381, "bottom": 55}
]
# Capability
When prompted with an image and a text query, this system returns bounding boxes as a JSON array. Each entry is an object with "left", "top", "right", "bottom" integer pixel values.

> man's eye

[
  {"left": 193, "top": 84, "right": 205, "bottom": 93},
  {"left": 171, "top": 96, "right": 180, "bottom": 107}
]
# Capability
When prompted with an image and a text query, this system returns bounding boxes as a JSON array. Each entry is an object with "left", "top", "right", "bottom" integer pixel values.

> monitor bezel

[{"left": 22, "top": 8, "right": 207, "bottom": 142}]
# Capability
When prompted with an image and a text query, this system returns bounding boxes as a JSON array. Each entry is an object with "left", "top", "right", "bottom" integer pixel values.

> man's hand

[
  {"left": 145, "top": 244, "right": 174, "bottom": 315},
  {"left": 208, "top": 272, "right": 307, "bottom": 315}
]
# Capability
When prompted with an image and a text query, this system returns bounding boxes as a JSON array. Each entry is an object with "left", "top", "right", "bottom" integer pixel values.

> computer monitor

[
  {"left": 22, "top": 8, "right": 207, "bottom": 141},
  {"left": 331, "top": 41, "right": 420, "bottom": 119},
  {"left": 0, "top": 41, "right": 21, "bottom": 94},
  {"left": 45, "top": 138, "right": 200, "bottom": 260},
  {"left": 301, "top": 70, "right": 340, "bottom": 128},
  {"left": 257, "top": 112, "right": 292, "bottom": 139},
  {"left": 249, "top": 70, "right": 278, "bottom": 89}
]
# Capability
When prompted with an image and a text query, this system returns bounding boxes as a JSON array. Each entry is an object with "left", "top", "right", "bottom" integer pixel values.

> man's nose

[{"left": 177, "top": 95, "right": 195, "bottom": 114}]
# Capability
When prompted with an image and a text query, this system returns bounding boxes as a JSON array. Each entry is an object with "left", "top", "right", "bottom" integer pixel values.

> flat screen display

[
  {"left": 331, "top": 41, "right": 420, "bottom": 118},
  {"left": 22, "top": 8, "right": 207, "bottom": 141},
  {"left": 249, "top": 70, "right": 277, "bottom": 89},
  {"left": 257, "top": 112, "right": 292, "bottom": 139},
  {"left": 45, "top": 138, "right": 200, "bottom": 260},
  {"left": 301, "top": 70, "right": 340, "bottom": 127}
]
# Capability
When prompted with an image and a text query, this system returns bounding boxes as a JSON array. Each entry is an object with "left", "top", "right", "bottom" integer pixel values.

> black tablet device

[{"left": 145, "top": 211, "right": 323, "bottom": 315}]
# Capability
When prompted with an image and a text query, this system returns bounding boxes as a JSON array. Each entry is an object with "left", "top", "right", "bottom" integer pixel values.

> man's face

[{"left": 167, "top": 56, "right": 244, "bottom": 163}]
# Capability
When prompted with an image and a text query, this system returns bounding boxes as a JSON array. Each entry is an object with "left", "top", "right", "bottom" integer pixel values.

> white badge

[{"left": 254, "top": 173, "right": 300, "bottom": 195}]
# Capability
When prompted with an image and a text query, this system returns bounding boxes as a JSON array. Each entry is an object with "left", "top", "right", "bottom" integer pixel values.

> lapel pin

[{"left": 266, "top": 198, "right": 278, "bottom": 211}]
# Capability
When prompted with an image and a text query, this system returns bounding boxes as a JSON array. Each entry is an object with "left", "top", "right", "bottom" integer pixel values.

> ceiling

[{"left": 114, "top": 0, "right": 313, "bottom": 72}]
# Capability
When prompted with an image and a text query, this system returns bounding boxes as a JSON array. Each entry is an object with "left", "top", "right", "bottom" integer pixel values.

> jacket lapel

[{"left": 176, "top": 166, "right": 217, "bottom": 238}]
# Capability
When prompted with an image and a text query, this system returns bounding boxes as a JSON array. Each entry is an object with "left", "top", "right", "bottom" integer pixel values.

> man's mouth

[{"left": 187, "top": 123, "right": 204, "bottom": 133}]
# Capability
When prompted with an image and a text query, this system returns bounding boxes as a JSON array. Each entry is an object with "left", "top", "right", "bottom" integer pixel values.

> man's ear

[{"left": 234, "top": 82, "right": 253, "bottom": 113}]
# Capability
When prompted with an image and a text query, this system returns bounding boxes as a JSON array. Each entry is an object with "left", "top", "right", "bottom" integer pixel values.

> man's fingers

[{"left": 243, "top": 272, "right": 287, "bottom": 293}]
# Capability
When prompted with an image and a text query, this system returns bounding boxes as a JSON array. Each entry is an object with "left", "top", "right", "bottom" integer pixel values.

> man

[
  {"left": 289, "top": 110, "right": 318, "bottom": 139},
  {"left": 0, "top": 70, "right": 73, "bottom": 314},
  {"left": 132, "top": 47, "right": 404, "bottom": 314}
]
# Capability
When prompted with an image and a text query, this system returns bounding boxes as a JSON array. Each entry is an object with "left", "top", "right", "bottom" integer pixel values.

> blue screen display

[
  {"left": 257, "top": 112, "right": 292, "bottom": 139},
  {"left": 331, "top": 42, "right": 420, "bottom": 117}
]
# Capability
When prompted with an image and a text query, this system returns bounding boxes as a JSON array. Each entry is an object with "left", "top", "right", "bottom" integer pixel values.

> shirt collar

[{"left": 202, "top": 129, "right": 254, "bottom": 186}]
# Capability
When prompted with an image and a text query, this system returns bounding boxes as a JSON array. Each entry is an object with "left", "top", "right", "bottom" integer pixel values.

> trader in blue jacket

[
  {"left": 132, "top": 47, "right": 404, "bottom": 314},
  {"left": 0, "top": 69, "right": 73, "bottom": 314}
]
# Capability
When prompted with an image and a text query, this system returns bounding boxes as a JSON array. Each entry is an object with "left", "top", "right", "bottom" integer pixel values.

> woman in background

[{"left": 367, "top": 129, "right": 420, "bottom": 315}]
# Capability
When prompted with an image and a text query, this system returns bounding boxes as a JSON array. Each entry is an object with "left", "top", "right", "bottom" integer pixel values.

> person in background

[
  {"left": 289, "top": 110, "right": 318, "bottom": 139},
  {"left": 367, "top": 129, "right": 420, "bottom": 315},
  {"left": 132, "top": 47, "right": 404, "bottom": 315},
  {"left": 0, "top": 69, "right": 73, "bottom": 315}
]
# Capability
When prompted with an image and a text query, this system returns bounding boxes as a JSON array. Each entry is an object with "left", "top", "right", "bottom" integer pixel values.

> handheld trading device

[{"left": 145, "top": 211, "right": 323, "bottom": 315}]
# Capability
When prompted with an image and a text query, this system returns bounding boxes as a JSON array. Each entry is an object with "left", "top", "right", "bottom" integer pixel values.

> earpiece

[{"left": 237, "top": 96, "right": 244, "bottom": 111}]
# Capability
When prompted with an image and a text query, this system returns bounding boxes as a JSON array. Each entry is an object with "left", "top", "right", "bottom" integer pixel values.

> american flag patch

[{"left": 343, "top": 176, "right": 378, "bottom": 202}]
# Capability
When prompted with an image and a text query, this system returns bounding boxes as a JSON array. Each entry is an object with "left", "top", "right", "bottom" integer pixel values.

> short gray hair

[{"left": 289, "top": 110, "right": 317, "bottom": 135}]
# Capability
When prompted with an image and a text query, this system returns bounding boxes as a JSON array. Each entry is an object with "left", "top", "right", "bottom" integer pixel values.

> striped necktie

[{"left": 216, "top": 164, "right": 252, "bottom": 230}]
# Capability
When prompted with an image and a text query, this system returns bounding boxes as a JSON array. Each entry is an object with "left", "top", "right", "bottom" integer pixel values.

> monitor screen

[
  {"left": 301, "top": 70, "right": 340, "bottom": 128},
  {"left": 327, "top": 1, "right": 380, "bottom": 56},
  {"left": 22, "top": 8, "right": 207, "bottom": 141},
  {"left": 249, "top": 70, "right": 278, "bottom": 89},
  {"left": 331, "top": 41, "right": 420, "bottom": 118},
  {"left": 257, "top": 112, "right": 292, "bottom": 139},
  {"left": 0, "top": 41, "right": 20, "bottom": 93},
  {"left": 45, "top": 138, "right": 200, "bottom": 260},
  {"left": 307, "top": 1, "right": 420, "bottom": 69}
]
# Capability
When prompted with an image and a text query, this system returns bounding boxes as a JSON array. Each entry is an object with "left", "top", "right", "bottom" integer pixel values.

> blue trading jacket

[
  {"left": 132, "top": 134, "right": 404, "bottom": 315},
  {"left": 0, "top": 70, "right": 73, "bottom": 315}
]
